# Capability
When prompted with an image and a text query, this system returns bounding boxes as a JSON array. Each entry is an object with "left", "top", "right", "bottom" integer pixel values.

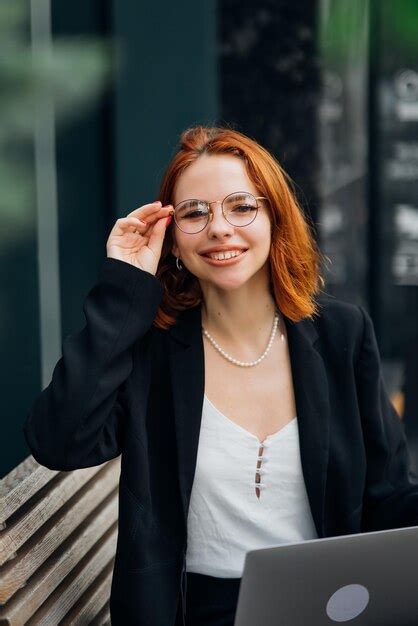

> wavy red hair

[{"left": 154, "top": 125, "right": 325, "bottom": 330}]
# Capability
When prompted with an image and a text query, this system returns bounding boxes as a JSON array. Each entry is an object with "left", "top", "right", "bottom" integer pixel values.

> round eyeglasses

[{"left": 172, "top": 191, "right": 268, "bottom": 234}]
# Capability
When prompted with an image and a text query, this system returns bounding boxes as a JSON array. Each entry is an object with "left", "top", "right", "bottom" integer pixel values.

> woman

[{"left": 23, "top": 126, "right": 418, "bottom": 626}]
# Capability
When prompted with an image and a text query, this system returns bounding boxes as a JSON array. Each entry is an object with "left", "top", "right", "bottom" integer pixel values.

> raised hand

[{"left": 106, "top": 201, "right": 174, "bottom": 276}]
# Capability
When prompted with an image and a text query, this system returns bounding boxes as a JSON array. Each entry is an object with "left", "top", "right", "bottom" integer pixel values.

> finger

[
  {"left": 127, "top": 202, "right": 173, "bottom": 220},
  {"left": 112, "top": 216, "right": 146, "bottom": 236},
  {"left": 138, "top": 207, "right": 174, "bottom": 226},
  {"left": 126, "top": 201, "right": 161, "bottom": 219},
  {"left": 147, "top": 214, "right": 170, "bottom": 258}
]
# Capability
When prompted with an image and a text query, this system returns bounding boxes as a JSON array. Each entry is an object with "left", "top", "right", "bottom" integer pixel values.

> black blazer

[{"left": 23, "top": 257, "right": 418, "bottom": 626}]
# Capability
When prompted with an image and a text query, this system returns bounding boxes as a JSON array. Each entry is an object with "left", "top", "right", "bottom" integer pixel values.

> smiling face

[{"left": 171, "top": 154, "right": 272, "bottom": 292}]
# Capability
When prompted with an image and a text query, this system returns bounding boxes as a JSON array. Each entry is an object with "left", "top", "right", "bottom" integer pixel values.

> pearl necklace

[{"left": 201, "top": 310, "right": 284, "bottom": 367}]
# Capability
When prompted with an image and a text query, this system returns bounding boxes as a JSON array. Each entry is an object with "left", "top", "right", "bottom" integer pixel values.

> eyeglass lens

[{"left": 174, "top": 192, "right": 258, "bottom": 233}]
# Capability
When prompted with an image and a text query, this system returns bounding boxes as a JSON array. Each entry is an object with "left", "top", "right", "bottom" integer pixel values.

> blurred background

[{"left": 1, "top": 0, "right": 417, "bottom": 478}]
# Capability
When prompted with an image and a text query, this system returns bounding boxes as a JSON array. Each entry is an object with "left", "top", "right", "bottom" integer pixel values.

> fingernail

[
  {"left": 166, "top": 216, "right": 172, "bottom": 227},
  {"left": 154, "top": 200, "right": 161, "bottom": 205}
]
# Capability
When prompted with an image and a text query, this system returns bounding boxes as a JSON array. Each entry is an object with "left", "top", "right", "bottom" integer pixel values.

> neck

[{"left": 200, "top": 282, "right": 280, "bottom": 354}]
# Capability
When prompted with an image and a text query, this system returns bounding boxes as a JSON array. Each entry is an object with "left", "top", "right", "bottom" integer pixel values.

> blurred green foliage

[
  {"left": 318, "top": 0, "right": 418, "bottom": 66},
  {"left": 318, "top": 0, "right": 368, "bottom": 66},
  {"left": 378, "top": 0, "right": 418, "bottom": 65},
  {"left": 0, "top": 0, "right": 113, "bottom": 230}
]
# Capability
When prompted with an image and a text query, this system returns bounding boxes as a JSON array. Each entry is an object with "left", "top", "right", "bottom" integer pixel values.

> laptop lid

[{"left": 234, "top": 525, "right": 418, "bottom": 626}]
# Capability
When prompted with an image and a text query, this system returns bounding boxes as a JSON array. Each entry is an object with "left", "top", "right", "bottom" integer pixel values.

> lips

[
  {"left": 200, "top": 248, "right": 248, "bottom": 258},
  {"left": 199, "top": 249, "right": 248, "bottom": 266}
]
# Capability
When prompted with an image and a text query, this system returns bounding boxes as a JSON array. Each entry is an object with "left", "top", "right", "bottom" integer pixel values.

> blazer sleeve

[
  {"left": 356, "top": 305, "right": 418, "bottom": 531},
  {"left": 22, "top": 257, "right": 164, "bottom": 471}
]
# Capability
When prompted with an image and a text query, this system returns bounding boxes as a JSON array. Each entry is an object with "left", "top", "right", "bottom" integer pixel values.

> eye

[
  {"left": 184, "top": 209, "right": 208, "bottom": 218},
  {"left": 232, "top": 204, "right": 255, "bottom": 213}
]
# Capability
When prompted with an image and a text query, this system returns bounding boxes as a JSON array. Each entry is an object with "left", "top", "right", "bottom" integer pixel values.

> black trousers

[{"left": 184, "top": 572, "right": 242, "bottom": 626}]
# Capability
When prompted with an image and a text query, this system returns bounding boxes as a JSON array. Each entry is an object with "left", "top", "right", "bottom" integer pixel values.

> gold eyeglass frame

[{"left": 172, "top": 191, "right": 268, "bottom": 234}]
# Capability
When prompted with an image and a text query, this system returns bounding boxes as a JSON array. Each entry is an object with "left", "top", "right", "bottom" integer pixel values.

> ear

[{"left": 171, "top": 238, "right": 179, "bottom": 258}]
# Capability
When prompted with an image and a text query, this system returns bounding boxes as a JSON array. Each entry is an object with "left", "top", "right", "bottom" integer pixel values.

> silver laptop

[{"left": 234, "top": 526, "right": 418, "bottom": 626}]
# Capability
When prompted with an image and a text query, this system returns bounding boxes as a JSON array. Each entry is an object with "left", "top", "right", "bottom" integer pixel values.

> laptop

[{"left": 234, "top": 525, "right": 418, "bottom": 626}]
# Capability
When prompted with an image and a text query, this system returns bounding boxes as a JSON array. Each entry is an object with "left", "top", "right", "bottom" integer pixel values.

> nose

[{"left": 206, "top": 201, "right": 235, "bottom": 238}]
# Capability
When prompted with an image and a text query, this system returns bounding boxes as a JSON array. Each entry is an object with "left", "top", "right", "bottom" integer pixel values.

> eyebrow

[
  {"left": 178, "top": 200, "right": 200, "bottom": 209},
  {"left": 227, "top": 193, "right": 249, "bottom": 202},
  {"left": 177, "top": 193, "right": 252, "bottom": 207}
]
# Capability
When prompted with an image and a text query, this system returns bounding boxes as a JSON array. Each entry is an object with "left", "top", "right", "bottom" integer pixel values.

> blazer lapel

[
  {"left": 169, "top": 305, "right": 330, "bottom": 539},
  {"left": 283, "top": 313, "right": 330, "bottom": 537},
  {"left": 169, "top": 305, "right": 205, "bottom": 529}
]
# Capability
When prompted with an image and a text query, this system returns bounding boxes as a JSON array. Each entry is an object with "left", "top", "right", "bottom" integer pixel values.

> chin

[{"left": 201, "top": 272, "right": 253, "bottom": 291}]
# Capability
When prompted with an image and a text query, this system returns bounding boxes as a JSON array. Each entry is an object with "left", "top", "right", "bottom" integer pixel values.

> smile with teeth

[{"left": 203, "top": 249, "right": 246, "bottom": 260}]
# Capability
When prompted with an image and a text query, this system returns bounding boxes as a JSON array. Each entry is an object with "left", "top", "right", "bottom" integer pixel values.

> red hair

[{"left": 154, "top": 125, "right": 325, "bottom": 330}]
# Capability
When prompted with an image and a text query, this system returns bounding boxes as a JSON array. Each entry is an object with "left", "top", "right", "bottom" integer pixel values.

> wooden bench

[{"left": 0, "top": 455, "right": 120, "bottom": 625}]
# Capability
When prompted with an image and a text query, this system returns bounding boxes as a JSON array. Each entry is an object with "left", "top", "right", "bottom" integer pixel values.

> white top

[{"left": 186, "top": 394, "right": 318, "bottom": 577}]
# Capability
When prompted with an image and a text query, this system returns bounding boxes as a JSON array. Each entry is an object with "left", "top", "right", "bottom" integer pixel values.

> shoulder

[
  {"left": 314, "top": 292, "right": 363, "bottom": 327},
  {"left": 309, "top": 292, "right": 367, "bottom": 361}
]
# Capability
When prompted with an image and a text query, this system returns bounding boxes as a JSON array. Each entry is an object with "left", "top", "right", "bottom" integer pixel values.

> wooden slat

[
  {"left": 0, "top": 460, "right": 116, "bottom": 567},
  {"left": 89, "top": 601, "right": 111, "bottom": 626},
  {"left": 0, "top": 460, "right": 119, "bottom": 604},
  {"left": 61, "top": 559, "right": 114, "bottom": 625},
  {"left": 0, "top": 457, "right": 59, "bottom": 527},
  {"left": 0, "top": 502, "right": 118, "bottom": 624},
  {"left": 26, "top": 526, "right": 118, "bottom": 626}
]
